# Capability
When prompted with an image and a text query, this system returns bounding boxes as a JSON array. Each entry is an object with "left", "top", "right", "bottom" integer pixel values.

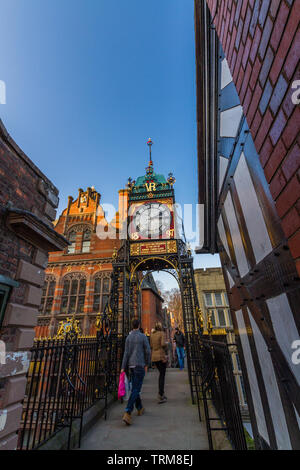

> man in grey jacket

[{"left": 121, "top": 318, "right": 151, "bottom": 425}]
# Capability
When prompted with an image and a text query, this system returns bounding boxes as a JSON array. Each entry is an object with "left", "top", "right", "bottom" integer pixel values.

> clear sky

[{"left": 0, "top": 0, "right": 220, "bottom": 286}]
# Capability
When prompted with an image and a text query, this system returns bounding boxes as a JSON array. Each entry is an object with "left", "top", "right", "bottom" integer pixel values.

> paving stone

[{"left": 80, "top": 369, "right": 209, "bottom": 450}]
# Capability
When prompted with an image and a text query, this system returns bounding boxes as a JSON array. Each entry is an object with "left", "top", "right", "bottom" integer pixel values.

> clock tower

[
  {"left": 127, "top": 138, "right": 178, "bottom": 258},
  {"left": 101, "top": 139, "right": 201, "bottom": 403}
]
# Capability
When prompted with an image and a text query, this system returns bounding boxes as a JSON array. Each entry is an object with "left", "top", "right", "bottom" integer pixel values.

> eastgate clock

[
  {"left": 127, "top": 139, "right": 177, "bottom": 245},
  {"left": 130, "top": 202, "right": 173, "bottom": 240}
]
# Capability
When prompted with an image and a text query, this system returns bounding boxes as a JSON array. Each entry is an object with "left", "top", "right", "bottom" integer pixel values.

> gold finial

[
  {"left": 207, "top": 312, "right": 213, "bottom": 334},
  {"left": 112, "top": 246, "right": 118, "bottom": 260},
  {"left": 95, "top": 313, "right": 102, "bottom": 330}
]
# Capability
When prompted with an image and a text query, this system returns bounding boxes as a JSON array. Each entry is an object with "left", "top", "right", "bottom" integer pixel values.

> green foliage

[{"left": 244, "top": 428, "right": 255, "bottom": 450}]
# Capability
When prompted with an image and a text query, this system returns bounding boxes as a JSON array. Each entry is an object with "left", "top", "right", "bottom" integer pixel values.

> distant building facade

[
  {"left": 140, "top": 275, "right": 165, "bottom": 335},
  {"left": 36, "top": 187, "right": 163, "bottom": 338},
  {"left": 194, "top": 268, "right": 248, "bottom": 414},
  {"left": 195, "top": 0, "right": 300, "bottom": 449}
]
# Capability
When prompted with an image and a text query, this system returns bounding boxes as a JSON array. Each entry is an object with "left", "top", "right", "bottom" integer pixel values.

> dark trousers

[
  {"left": 125, "top": 366, "right": 145, "bottom": 414},
  {"left": 154, "top": 361, "right": 167, "bottom": 397}
]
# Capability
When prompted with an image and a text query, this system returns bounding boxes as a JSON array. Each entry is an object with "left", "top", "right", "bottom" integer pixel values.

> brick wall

[
  {"left": 0, "top": 120, "right": 67, "bottom": 449},
  {"left": 141, "top": 289, "right": 164, "bottom": 334},
  {"left": 206, "top": 0, "right": 300, "bottom": 274}
]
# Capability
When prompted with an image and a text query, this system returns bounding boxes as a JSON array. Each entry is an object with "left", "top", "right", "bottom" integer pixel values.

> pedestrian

[
  {"left": 121, "top": 318, "right": 151, "bottom": 425},
  {"left": 173, "top": 327, "right": 185, "bottom": 371},
  {"left": 150, "top": 322, "right": 168, "bottom": 404}
]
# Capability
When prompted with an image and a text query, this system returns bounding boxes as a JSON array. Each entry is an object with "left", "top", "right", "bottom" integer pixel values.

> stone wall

[{"left": 0, "top": 120, "right": 67, "bottom": 449}]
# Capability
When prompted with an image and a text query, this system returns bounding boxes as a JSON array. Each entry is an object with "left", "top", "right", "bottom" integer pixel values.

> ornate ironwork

[{"left": 195, "top": 337, "right": 247, "bottom": 450}]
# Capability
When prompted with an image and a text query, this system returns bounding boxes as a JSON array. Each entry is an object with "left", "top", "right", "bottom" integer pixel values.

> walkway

[{"left": 81, "top": 368, "right": 209, "bottom": 450}]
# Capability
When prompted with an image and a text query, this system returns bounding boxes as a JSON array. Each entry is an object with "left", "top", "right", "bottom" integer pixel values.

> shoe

[
  {"left": 157, "top": 395, "right": 167, "bottom": 404},
  {"left": 137, "top": 407, "right": 145, "bottom": 416},
  {"left": 122, "top": 412, "right": 132, "bottom": 425}
]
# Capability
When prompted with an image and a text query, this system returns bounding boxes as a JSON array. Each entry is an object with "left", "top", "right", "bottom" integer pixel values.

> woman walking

[{"left": 150, "top": 322, "right": 168, "bottom": 404}]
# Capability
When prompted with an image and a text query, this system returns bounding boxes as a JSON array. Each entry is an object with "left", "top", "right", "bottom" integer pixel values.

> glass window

[
  {"left": 82, "top": 230, "right": 91, "bottom": 253},
  {"left": 218, "top": 309, "right": 226, "bottom": 326},
  {"left": 77, "top": 296, "right": 85, "bottom": 313},
  {"left": 103, "top": 278, "right": 110, "bottom": 293},
  {"left": 93, "top": 295, "right": 100, "bottom": 312},
  {"left": 94, "top": 278, "right": 101, "bottom": 293},
  {"left": 227, "top": 308, "right": 233, "bottom": 326},
  {"left": 69, "top": 296, "right": 76, "bottom": 313},
  {"left": 62, "top": 280, "right": 70, "bottom": 296},
  {"left": 93, "top": 277, "right": 111, "bottom": 313},
  {"left": 215, "top": 292, "right": 223, "bottom": 306},
  {"left": 67, "top": 231, "right": 76, "bottom": 254},
  {"left": 239, "top": 375, "right": 247, "bottom": 404},
  {"left": 61, "top": 296, "right": 68, "bottom": 313},
  {"left": 223, "top": 292, "right": 229, "bottom": 305},
  {"left": 208, "top": 310, "right": 216, "bottom": 326},
  {"left": 60, "top": 276, "right": 86, "bottom": 314},
  {"left": 39, "top": 278, "right": 56, "bottom": 315},
  {"left": 79, "top": 279, "right": 86, "bottom": 295},
  {"left": 101, "top": 295, "right": 109, "bottom": 311},
  {"left": 71, "top": 280, "right": 78, "bottom": 295},
  {"left": 204, "top": 293, "right": 213, "bottom": 306}
]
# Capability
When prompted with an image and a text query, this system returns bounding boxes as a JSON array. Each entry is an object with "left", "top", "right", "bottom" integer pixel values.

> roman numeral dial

[{"left": 131, "top": 202, "right": 171, "bottom": 239}]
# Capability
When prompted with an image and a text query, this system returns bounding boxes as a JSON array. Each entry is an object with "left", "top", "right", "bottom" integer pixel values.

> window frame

[
  {"left": 81, "top": 229, "right": 91, "bottom": 253},
  {"left": 60, "top": 274, "right": 87, "bottom": 314},
  {"left": 39, "top": 277, "right": 56, "bottom": 315},
  {"left": 92, "top": 275, "right": 111, "bottom": 313}
]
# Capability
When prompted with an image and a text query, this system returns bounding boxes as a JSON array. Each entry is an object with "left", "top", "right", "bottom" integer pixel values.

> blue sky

[{"left": 0, "top": 0, "right": 220, "bottom": 286}]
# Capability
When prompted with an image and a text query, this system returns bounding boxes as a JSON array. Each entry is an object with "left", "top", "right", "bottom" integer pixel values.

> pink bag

[{"left": 118, "top": 371, "right": 126, "bottom": 400}]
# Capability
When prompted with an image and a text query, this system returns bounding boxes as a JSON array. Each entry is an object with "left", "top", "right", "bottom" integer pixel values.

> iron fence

[
  {"left": 193, "top": 336, "right": 247, "bottom": 450},
  {"left": 18, "top": 333, "right": 122, "bottom": 450}
]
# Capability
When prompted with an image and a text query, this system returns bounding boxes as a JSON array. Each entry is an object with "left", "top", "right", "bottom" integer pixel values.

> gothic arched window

[
  {"left": 93, "top": 274, "right": 111, "bottom": 313},
  {"left": 61, "top": 274, "right": 86, "bottom": 314},
  {"left": 39, "top": 276, "right": 56, "bottom": 314}
]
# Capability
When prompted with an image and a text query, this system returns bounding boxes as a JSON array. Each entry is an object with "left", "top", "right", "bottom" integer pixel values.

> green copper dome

[{"left": 127, "top": 139, "right": 176, "bottom": 200}]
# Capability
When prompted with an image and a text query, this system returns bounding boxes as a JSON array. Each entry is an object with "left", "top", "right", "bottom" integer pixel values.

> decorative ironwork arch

[
  {"left": 138, "top": 268, "right": 179, "bottom": 291},
  {"left": 129, "top": 256, "right": 179, "bottom": 281}
]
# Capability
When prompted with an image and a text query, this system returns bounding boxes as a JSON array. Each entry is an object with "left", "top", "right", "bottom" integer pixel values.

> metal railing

[
  {"left": 18, "top": 333, "right": 121, "bottom": 450},
  {"left": 192, "top": 336, "right": 247, "bottom": 450}
]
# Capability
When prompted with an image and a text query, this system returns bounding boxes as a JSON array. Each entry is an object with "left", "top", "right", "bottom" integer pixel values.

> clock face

[{"left": 132, "top": 202, "right": 172, "bottom": 239}]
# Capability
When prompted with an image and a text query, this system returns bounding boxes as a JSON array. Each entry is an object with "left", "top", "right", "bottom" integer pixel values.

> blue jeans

[
  {"left": 176, "top": 346, "right": 185, "bottom": 370},
  {"left": 125, "top": 366, "right": 145, "bottom": 414}
]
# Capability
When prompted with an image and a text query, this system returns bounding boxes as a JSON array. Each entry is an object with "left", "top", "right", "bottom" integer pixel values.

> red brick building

[
  {"left": 140, "top": 275, "right": 165, "bottom": 335},
  {"left": 0, "top": 120, "right": 68, "bottom": 450},
  {"left": 36, "top": 186, "right": 164, "bottom": 338},
  {"left": 195, "top": 0, "right": 300, "bottom": 449}
]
